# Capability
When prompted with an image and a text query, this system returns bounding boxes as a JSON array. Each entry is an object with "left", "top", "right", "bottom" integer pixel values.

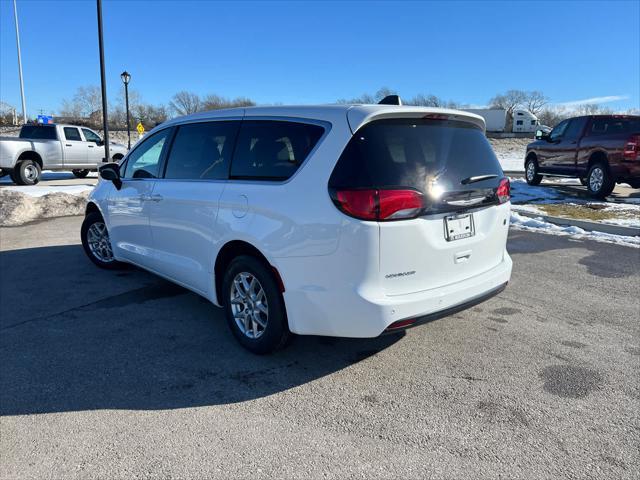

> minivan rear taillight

[
  {"left": 331, "top": 188, "right": 424, "bottom": 221},
  {"left": 496, "top": 178, "right": 510, "bottom": 204},
  {"left": 623, "top": 134, "right": 640, "bottom": 161}
]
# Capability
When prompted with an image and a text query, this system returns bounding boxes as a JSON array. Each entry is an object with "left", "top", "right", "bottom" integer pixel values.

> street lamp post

[
  {"left": 13, "top": 0, "right": 27, "bottom": 124},
  {"left": 120, "top": 71, "right": 131, "bottom": 149},
  {"left": 96, "top": 0, "right": 110, "bottom": 162}
]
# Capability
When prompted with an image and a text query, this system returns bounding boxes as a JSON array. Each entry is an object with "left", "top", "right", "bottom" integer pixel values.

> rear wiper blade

[{"left": 460, "top": 174, "right": 498, "bottom": 185}]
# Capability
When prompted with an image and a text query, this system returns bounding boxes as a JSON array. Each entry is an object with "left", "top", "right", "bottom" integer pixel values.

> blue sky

[{"left": 1, "top": 0, "right": 638, "bottom": 117}]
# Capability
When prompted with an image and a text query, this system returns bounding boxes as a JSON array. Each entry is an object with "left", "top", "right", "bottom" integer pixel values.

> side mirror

[
  {"left": 535, "top": 130, "right": 549, "bottom": 140},
  {"left": 99, "top": 162, "right": 122, "bottom": 190},
  {"left": 96, "top": 139, "right": 104, "bottom": 146}
]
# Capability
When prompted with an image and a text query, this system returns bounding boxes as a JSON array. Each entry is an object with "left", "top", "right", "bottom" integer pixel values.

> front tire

[
  {"left": 587, "top": 162, "right": 615, "bottom": 199},
  {"left": 81, "top": 212, "right": 123, "bottom": 269},
  {"left": 72, "top": 169, "right": 90, "bottom": 178},
  {"left": 222, "top": 255, "right": 290, "bottom": 354},
  {"left": 525, "top": 158, "right": 543, "bottom": 186},
  {"left": 13, "top": 160, "right": 41, "bottom": 185}
]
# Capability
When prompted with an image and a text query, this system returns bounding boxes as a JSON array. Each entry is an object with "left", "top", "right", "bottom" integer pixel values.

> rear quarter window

[
  {"left": 230, "top": 121, "right": 324, "bottom": 181},
  {"left": 589, "top": 117, "right": 640, "bottom": 135},
  {"left": 19, "top": 125, "right": 57, "bottom": 140}
]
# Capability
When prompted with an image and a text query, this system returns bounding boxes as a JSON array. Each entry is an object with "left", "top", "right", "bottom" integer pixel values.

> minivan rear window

[
  {"left": 230, "top": 121, "right": 324, "bottom": 181},
  {"left": 19, "top": 125, "right": 57, "bottom": 140},
  {"left": 329, "top": 118, "right": 504, "bottom": 213},
  {"left": 330, "top": 118, "right": 503, "bottom": 202}
]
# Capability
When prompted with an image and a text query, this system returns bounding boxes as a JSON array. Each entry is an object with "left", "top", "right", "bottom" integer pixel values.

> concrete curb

[{"left": 513, "top": 210, "right": 640, "bottom": 237}]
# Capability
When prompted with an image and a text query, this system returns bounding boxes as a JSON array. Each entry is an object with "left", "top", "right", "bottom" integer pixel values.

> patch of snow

[
  {"left": 497, "top": 154, "right": 524, "bottom": 172},
  {"left": 509, "top": 177, "right": 565, "bottom": 204},
  {"left": 0, "top": 189, "right": 89, "bottom": 227},
  {"left": 2, "top": 184, "right": 94, "bottom": 197},
  {"left": 510, "top": 211, "right": 640, "bottom": 248}
]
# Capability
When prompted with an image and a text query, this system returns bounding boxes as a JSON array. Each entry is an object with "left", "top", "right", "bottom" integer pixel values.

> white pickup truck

[{"left": 0, "top": 124, "right": 128, "bottom": 185}]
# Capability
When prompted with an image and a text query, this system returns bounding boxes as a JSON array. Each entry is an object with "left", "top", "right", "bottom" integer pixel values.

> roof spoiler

[{"left": 378, "top": 95, "right": 402, "bottom": 106}]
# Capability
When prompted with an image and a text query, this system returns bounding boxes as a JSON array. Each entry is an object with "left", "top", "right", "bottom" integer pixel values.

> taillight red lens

[
  {"left": 623, "top": 134, "right": 640, "bottom": 160},
  {"left": 335, "top": 189, "right": 377, "bottom": 220},
  {"left": 378, "top": 189, "right": 424, "bottom": 219},
  {"left": 497, "top": 178, "right": 510, "bottom": 204},
  {"left": 333, "top": 188, "right": 424, "bottom": 221}
]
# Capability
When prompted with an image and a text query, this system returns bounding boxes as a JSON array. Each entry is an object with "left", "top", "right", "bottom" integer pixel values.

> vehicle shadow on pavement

[
  {"left": 0, "top": 245, "right": 404, "bottom": 416},
  {"left": 544, "top": 183, "right": 640, "bottom": 202}
]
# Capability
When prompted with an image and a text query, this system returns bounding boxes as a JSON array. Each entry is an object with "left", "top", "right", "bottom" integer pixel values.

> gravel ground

[{"left": 0, "top": 217, "right": 639, "bottom": 479}]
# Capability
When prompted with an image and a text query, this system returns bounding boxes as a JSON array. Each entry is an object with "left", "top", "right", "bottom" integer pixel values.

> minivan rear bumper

[{"left": 280, "top": 252, "right": 512, "bottom": 338}]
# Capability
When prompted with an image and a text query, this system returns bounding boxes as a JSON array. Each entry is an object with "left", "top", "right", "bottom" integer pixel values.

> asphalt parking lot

[{"left": 1, "top": 216, "right": 639, "bottom": 479}]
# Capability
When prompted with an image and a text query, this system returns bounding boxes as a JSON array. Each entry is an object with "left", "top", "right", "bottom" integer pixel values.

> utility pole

[
  {"left": 13, "top": 0, "right": 27, "bottom": 124},
  {"left": 96, "top": 0, "right": 110, "bottom": 162}
]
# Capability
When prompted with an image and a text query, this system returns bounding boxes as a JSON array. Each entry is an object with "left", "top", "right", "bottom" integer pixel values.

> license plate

[{"left": 444, "top": 214, "right": 474, "bottom": 241}]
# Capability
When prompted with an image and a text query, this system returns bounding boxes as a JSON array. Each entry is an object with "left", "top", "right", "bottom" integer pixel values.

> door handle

[
  {"left": 88, "top": 145, "right": 95, "bottom": 148},
  {"left": 65, "top": 144, "right": 72, "bottom": 147},
  {"left": 141, "top": 193, "right": 163, "bottom": 202}
]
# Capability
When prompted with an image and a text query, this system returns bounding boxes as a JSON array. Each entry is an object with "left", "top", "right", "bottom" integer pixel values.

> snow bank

[
  {"left": 510, "top": 211, "right": 640, "bottom": 248},
  {"left": 1, "top": 184, "right": 94, "bottom": 197},
  {"left": 489, "top": 138, "right": 530, "bottom": 172},
  {"left": 0, "top": 189, "right": 89, "bottom": 227}
]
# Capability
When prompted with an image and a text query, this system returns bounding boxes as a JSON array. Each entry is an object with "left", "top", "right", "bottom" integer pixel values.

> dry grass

[{"left": 538, "top": 203, "right": 638, "bottom": 222}]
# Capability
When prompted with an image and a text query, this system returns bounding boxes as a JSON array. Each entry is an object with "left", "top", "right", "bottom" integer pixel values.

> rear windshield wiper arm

[{"left": 460, "top": 174, "right": 498, "bottom": 185}]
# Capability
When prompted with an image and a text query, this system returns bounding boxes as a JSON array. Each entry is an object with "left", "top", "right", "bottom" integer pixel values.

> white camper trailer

[
  {"left": 463, "top": 109, "right": 507, "bottom": 132},
  {"left": 512, "top": 110, "right": 540, "bottom": 133}
]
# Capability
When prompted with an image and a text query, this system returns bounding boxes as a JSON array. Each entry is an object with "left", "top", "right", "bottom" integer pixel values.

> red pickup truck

[{"left": 524, "top": 115, "right": 640, "bottom": 198}]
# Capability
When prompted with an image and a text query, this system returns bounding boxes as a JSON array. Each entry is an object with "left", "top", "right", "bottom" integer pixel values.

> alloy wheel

[
  {"left": 589, "top": 167, "right": 604, "bottom": 192},
  {"left": 230, "top": 272, "right": 269, "bottom": 339},
  {"left": 526, "top": 161, "right": 536, "bottom": 181},
  {"left": 87, "top": 222, "right": 114, "bottom": 263}
]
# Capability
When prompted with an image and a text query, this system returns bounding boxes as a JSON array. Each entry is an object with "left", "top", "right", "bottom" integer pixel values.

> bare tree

[
  {"left": 0, "top": 101, "right": 18, "bottom": 125},
  {"left": 575, "top": 103, "right": 613, "bottom": 115},
  {"left": 410, "top": 94, "right": 444, "bottom": 107},
  {"left": 336, "top": 92, "right": 376, "bottom": 104},
  {"left": 524, "top": 91, "right": 548, "bottom": 116},
  {"left": 169, "top": 91, "right": 201, "bottom": 116},
  {"left": 59, "top": 85, "right": 103, "bottom": 124},
  {"left": 489, "top": 90, "right": 527, "bottom": 130},
  {"left": 489, "top": 90, "right": 526, "bottom": 115},
  {"left": 202, "top": 94, "right": 255, "bottom": 110},
  {"left": 374, "top": 87, "right": 397, "bottom": 102},
  {"left": 408, "top": 94, "right": 459, "bottom": 108}
]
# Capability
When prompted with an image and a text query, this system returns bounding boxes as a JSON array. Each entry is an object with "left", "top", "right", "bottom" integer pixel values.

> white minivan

[{"left": 82, "top": 103, "right": 512, "bottom": 353}]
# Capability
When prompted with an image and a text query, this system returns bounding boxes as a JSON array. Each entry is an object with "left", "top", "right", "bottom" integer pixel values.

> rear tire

[
  {"left": 222, "top": 255, "right": 290, "bottom": 354},
  {"left": 13, "top": 160, "right": 41, "bottom": 185},
  {"left": 72, "top": 169, "right": 90, "bottom": 178},
  {"left": 587, "top": 162, "right": 615, "bottom": 199},
  {"left": 525, "top": 158, "right": 543, "bottom": 186},
  {"left": 81, "top": 212, "right": 124, "bottom": 270}
]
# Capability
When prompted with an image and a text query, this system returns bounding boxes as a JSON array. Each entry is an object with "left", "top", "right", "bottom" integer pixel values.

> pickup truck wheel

[
  {"left": 587, "top": 163, "right": 615, "bottom": 199},
  {"left": 72, "top": 169, "right": 90, "bottom": 178},
  {"left": 14, "top": 160, "right": 41, "bottom": 185},
  {"left": 525, "top": 158, "right": 543, "bottom": 186},
  {"left": 81, "top": 212, "right": 124, "bottom": 270}
]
